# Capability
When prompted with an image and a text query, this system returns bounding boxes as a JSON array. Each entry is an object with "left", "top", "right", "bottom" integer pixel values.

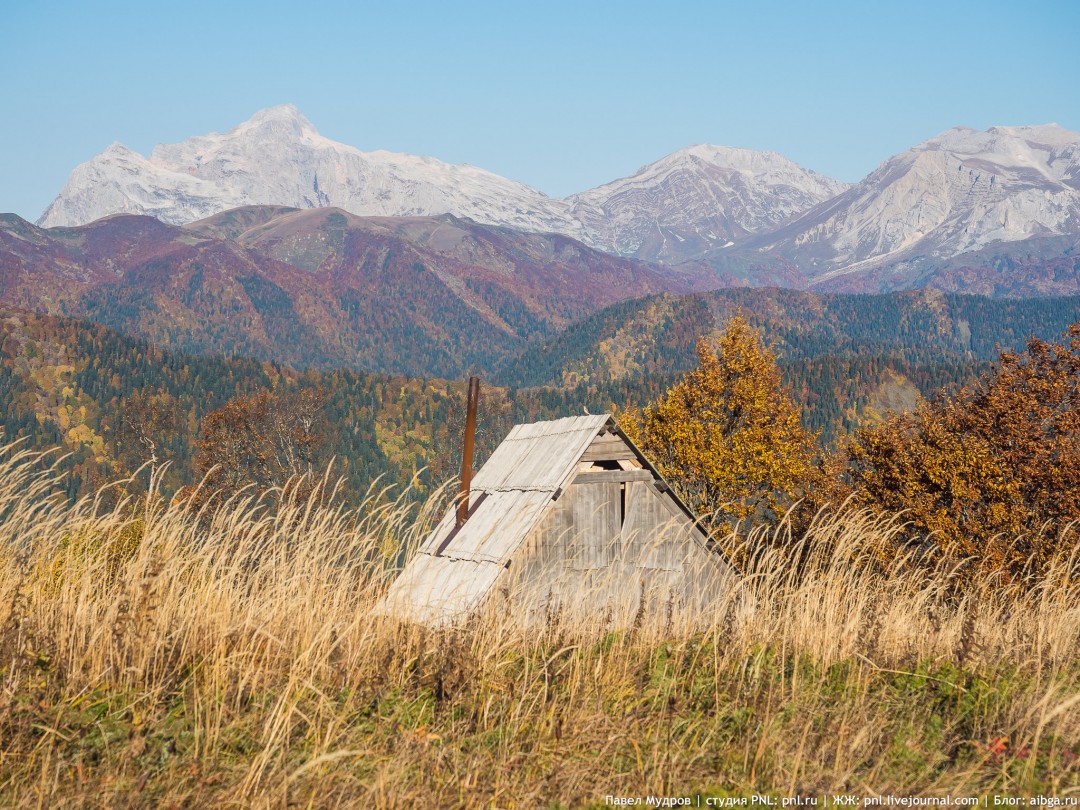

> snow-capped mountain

[
  {"left": 754, "top": 124, "right": 1080, "bottom": 283},
  {"left": 37, "top": 106, "right": 843, "bottom": 264},
  {"left": 568, "top": 145, "right": 849, "bottom": 262},
  {"left": 38, "top": 105, "right": 587, "bottom": 238},
  {"left": 39, "top": 108, "right": 1080, "bottom": 287}
]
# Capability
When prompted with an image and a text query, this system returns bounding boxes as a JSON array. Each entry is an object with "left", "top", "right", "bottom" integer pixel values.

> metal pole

[{"left": 457, "top": 376, "right": 480, "bottom": 528}]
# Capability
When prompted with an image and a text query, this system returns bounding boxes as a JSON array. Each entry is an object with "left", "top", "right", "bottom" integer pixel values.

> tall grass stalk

[{"left": 0, "top": 446, "right": 1077, "bottom": 807}]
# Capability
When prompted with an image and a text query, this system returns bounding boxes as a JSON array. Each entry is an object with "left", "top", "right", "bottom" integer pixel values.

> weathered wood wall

[{"left": 505, "top": 472, "right": 734, "bottom": 628}]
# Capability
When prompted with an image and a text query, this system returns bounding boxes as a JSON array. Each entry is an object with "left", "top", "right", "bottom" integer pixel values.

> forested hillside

[
  {"left": 496, "top": 287, "right": 1080, "bottom": 387},
  {"left": 0, "top": 298, "right": 1014, "bottom": 501},
  {"left": 0, "top": 208, "right": 710, "bottom": 378},
  {"left": 0, "top": 304, "right": 606, "bottom": 501},
  {"left": 0, "top": 305, "right": 457, "bottom": 499}
]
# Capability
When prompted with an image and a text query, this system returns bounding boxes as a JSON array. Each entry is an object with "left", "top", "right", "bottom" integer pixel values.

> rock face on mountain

[
  {"left": 35, "top": 109, "right": 1080, "bottom": 291},
  {"left": 37, "top": 106, "right": 844, "bottom": 265},
  {"left": 39, "top": 106, "right": 586, "bottom": 238},
  {"left": 568, "top": 145, "right": 848, "bottom": 263},
  {"left": 751, "top": 124, "right": 1080, "bottom": 286}
]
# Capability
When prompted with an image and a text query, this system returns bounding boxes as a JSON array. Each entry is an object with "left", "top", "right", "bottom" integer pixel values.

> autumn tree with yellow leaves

[{"left": 621, "top": 315, "right": 817, "bottom": 530}]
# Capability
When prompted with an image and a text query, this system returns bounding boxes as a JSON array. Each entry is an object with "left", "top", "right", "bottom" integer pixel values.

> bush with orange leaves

[{"left": 840, "top": 321, "right": 1080, "bottom": 582}]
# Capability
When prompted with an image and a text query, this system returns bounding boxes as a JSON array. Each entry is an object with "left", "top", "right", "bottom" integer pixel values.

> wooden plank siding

[
  {"left": 573, "top": 470, "right": 653, "bottom": 484},
  {"left": 580, "top": 433, "right": 639, "bottom": 462},
  {"left": 620, "top": 481, "right": 672, "bottom": 569},
  {"left": 568, "top": 482, "right": 622, "bottom": 570}
]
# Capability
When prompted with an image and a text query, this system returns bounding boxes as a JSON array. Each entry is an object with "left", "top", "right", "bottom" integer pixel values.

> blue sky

[{"left": 4, "top": 0, "right": 1078, "bottom": 220}]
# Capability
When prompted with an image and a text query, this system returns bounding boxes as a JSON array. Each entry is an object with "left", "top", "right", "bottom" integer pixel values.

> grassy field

[{"left": 1, "top": 444, "right": 1077, "bottom": 808}]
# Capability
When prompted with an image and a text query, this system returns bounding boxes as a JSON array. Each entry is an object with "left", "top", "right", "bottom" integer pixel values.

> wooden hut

[{"left": 378, "top": 414, "right": 737, "bottom": 626}]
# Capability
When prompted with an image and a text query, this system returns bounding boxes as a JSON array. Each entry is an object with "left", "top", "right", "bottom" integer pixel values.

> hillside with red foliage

[{"left": 1, "top": 207, "right": 718, "bottom": 376}]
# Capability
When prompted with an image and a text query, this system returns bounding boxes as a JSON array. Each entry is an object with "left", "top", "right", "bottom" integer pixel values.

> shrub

[{"left": 843, "top": 321, "right": 1080, "bottom": 582}]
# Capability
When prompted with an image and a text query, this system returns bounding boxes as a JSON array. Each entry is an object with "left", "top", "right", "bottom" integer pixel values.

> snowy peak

[
  {"left": 37, "top": 139, "right": 238, "bottom": 229},
  {"left": 756, "top": 123, "right": 1080, "bottom": 283},
  {"left": 912, "top": 124, "right": 1080, "bottom": 185},
  {"left": 568, "top": 143, "right": 849, "bottom": 262},
  {"left": 242, "top": 103, "right": 316, "bottom": 130},
  {"left": 39, "top": 106, "right": 583, "bottom": 236},
  {"left": 150, "top": 104, "right": 323, "bottom": 170},
  {"left": 671, "top": 143, "right": 838, "bottom": 184},
  {"left": 677, "top": 143, "right": 848, "bottom": 204},
  {"left": 931, "top": 123, "right": 1078, "bottom": 151},
  {"left": 100, "top": 141, "right": 141, "bottom": 159},
  {"left": 37, "top": 107, "right": 842, "bottom": 265}
]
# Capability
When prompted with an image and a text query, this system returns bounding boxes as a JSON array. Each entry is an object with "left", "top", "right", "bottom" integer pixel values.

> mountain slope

[
  {"left": 811, "top": 234, "right": 1080, "bottom": 296},
  {"left": 186, "top": 206, "right": 713, "bottom": 322},
  {"left": 2, "top": 206, "right": 715, "bottom": 376},
  {"left": 749, "top": 125, "right": 1080, "bottom": 287},
  {"left": 568, "top": 145, "right": 848, "bottom": 263}
]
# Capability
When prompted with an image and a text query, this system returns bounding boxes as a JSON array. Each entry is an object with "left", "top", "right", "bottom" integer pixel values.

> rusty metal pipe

[{"left": 457, "top": 376, "right": 480, "bottom": 527}]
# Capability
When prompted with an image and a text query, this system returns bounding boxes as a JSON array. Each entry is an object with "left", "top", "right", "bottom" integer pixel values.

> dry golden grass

[{"left": 0, "top": 443, "right": 1077, "bottom": 808}]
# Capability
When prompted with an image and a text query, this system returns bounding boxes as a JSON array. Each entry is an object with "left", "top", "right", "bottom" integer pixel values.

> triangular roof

[{"left": 378, "top": 414, "right": 717, "bottom": 623}]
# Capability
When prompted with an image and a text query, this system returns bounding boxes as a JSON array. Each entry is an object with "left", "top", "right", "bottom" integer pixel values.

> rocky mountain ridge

[
  {"left": 749, "top": 124, "right": 1080, "bottom": 286},
  {"left": 39, "top": 106, "right": 586, "bottom": 239},
  {"left": 33, "top": 108, "right": 1080, "bottom": 290},
  {"left": 37, "top": 105, "right": 849, "bottom": 264},
  {"left": 568, "top": 144, "right": 848, "bottom": 263}
]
